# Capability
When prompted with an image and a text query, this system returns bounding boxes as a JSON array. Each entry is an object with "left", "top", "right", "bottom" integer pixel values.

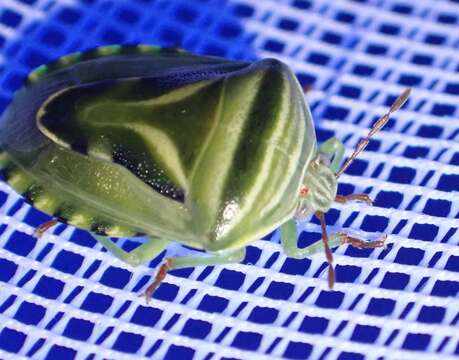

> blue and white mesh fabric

[{"left": 0, "top": 0, "right": 458, "bottom": 359}]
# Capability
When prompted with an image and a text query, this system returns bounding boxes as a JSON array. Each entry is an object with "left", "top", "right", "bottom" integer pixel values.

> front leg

[
  {"left": 280, "top": 219, "right": 386, "bottom": 286},
  {"left": 280, "top": 219, "right": 386, "bottom": 258},
  {"left": 319, "top": 137, "right": 345, "bottom": 173},
  {"left": 143, "top": 247, "right": 246, "bottom": 302},
  {"left": 280, "top": 219, "right": 344, "bottom": 259}
]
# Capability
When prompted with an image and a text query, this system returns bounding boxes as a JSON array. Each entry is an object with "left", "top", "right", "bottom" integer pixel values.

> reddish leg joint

[
  {"left": 335, "top": 193, "right": 373, "bottom": 206},
  {"left": 143, "top": 258, "right": 172, "bottom": 303},
  {"left": 34, "top": 219, "right": 58, "bottom": 238}
]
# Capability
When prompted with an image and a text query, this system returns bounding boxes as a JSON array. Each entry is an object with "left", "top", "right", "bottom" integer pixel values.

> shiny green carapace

[{"left": 0, "top": 45, "right": 410, "bottom": 299}]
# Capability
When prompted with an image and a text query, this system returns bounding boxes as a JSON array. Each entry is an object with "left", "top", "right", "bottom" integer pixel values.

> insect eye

[{"left": 299, "top": 186, "right": 309, "bottom": 197}]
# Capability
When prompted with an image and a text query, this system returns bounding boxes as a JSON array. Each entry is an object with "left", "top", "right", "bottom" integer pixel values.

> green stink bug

[{"left": 0, "top": 45, "right": 410, "bottom": 300}]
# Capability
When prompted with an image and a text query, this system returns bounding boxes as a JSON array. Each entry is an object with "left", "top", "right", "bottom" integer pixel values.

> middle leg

[
  {"left": 93, "top": 234, "right": 170, "bottom": 267},
  {"left": 143, "top": 247, "right": 246, "bottom": 302}
]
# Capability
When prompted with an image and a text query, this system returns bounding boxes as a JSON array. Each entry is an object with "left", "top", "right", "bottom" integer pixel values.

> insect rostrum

[{"left": 0, "top": 45, "right": 410, "bottom": 300}]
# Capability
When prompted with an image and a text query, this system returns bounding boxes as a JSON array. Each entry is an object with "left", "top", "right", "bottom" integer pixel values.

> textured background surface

[{"left": 0, "top": 0, "right": 458, "bottom": 359}]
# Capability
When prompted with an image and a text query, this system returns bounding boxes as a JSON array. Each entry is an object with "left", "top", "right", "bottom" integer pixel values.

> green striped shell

[{"left": 0, "top": 45, "right": 316, "bottom": 252}]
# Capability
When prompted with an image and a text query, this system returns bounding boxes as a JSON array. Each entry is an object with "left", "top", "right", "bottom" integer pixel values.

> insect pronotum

[{"left": 0, "top": 45, "right": 410, "bottom": 301}]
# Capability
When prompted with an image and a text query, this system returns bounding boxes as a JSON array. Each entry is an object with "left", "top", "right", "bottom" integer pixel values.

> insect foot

[
  {"left": 141, "top": 258, "right": 172, "bottom": 303},
  {"left": 34, "top": 219, "right": 58, "bottom": 238},
  {"left": 335, "top": 193, "right": 373, "bottom": 206},
  {"left": 339, "top": 232, "right": 387, "bottom": 250}
]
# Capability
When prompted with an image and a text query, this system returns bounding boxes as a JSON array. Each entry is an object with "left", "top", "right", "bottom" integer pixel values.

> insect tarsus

[
  {"left": 143, "top": 258, "right": 172, "bottom": 303},
  {"left": 34, "top": 219, "right": 58, "bottom": 238}
]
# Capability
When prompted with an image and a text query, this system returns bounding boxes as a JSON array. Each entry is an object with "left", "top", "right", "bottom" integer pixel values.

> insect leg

[
  {"left": 281, "top": 219, "right": 385, "bottom": 286},
  {"left": 335, "top": 193, "right": 373, "bottom": 205},
  {"left": 143, "top": 247, "right": 246, "bottom": 302},
  {"left": 339, "top": 233, "right": 387, "bottom": 249},
  {"left": 282, "top": 217, "right": 357, "bottom": 288},
  {"left": 280, "top": 219, "right": 344, "bottom": 258},
  {"left": 34, "top": 219, "right": 59, "bottom": 238},
  {"left": 93, "top": 235, "right": 169, "bottom": 267},
  {"left": 281, "top": 222, "right": 384, "bottom": 257},
  {"left": 318, "top": 137, "right": 345, "bottom": 173}
]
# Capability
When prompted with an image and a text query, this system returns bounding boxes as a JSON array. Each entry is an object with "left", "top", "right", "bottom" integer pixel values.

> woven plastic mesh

[{"left": 0, "top": 0, "right": 458, "bottom": 359}]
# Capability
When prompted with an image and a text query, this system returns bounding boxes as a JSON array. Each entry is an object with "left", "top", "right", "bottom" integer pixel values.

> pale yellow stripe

[
  {"left": 189, "top": 71, "right": 267, "bottom": 235},
  {"left": 128, "top": 80, "right": 214, "bottom": 106},
  {"left": 222, "top": 70, "right": 299, "bottom": 235},
  {"left": 122, "top": 123, "right": 188, "bottom": 191}
]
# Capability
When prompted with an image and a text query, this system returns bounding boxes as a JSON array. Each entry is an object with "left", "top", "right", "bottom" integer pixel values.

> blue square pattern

[{"left": 0, "top": 0, "right": 458, "bottom": 359}]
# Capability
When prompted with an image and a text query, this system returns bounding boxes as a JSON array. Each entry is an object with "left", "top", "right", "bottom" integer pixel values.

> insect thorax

[{"left": 295, "top": 155, "right": 337, "bottom": 219}]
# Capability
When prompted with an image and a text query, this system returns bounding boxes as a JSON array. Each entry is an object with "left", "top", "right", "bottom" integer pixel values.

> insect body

[{"left": 0, "top": 45, "right": 410, "bottom": 300}]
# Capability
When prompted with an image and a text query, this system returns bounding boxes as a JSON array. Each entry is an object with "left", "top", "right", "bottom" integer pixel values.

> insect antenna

[
  {"left": 315, "top": 211, "right": 335, "bottom": 288},
  {"left": 335, "top": 88, "right": 411, "bottom": 178}
]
